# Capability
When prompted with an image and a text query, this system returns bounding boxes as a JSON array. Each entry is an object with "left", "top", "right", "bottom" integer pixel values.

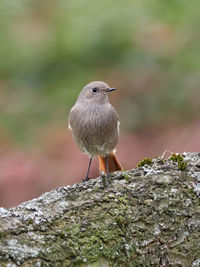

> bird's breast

[{"left": 69, "top": 103, "right": 119, "bottom": 156}]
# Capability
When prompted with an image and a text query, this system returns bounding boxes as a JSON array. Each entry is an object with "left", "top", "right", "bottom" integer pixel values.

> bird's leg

[
  {"left": 106, "top": 154, "right": 110, "bottom": 178},
  {"left": 82, "top": 156, "right": 93, "bottom": 182}
]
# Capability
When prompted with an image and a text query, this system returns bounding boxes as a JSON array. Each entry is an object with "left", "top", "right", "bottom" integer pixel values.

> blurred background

[{"left": 0, "top": 0, "right": 200, "bottom": 208}]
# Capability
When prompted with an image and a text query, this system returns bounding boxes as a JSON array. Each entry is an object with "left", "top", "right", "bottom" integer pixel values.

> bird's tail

[{"left": 98, "top": 152, "right": 123, "bottom": 174}]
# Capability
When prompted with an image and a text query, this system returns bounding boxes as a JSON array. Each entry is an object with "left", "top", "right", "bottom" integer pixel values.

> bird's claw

[{"left": 82, "top": 177, "right": 91, "bottom": 182}]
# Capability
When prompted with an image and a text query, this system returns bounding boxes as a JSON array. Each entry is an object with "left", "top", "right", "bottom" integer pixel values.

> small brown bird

[{"left": 68, "top": 81, "right": 123, "bottom": 181}]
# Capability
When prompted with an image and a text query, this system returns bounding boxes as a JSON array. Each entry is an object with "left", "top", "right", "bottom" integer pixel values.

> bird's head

[{"left": 77, "top": 81, "right": 116, "bottom": 105}]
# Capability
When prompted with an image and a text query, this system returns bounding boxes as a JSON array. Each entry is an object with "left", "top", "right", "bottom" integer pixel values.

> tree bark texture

[{"left": 0, "top": 152, "right": 200, "bottom": 267}]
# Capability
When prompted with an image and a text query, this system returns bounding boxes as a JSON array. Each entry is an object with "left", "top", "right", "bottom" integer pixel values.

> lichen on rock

[{"left": 0, "top": 152, "right": 200, "bottom": 266}]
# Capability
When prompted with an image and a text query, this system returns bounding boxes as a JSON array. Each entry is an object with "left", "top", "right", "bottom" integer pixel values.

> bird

[{"left": 68, "top": 81, "right": 123, "bottom": 181}]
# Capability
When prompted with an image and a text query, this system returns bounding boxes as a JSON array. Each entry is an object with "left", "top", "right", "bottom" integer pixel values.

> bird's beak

[{"left": 105, "top": 88, "right": 116, "bottom": 92}]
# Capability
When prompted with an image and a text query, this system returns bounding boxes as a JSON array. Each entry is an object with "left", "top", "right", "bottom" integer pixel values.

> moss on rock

[
  {"left": 0, "top": 153, "right": 199, "bottom": 266},
  {"left": 136, "top": 157, "right": 153, "bottom": 167},
  {"left": 169, "top": 153, "right": 187, "bottom": 170}
]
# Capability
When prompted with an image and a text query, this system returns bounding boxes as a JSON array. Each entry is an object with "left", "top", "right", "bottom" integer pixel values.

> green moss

[
  {"left": 115, "top": 215, "right": 128, "bottom": 226},
  {"left": 178, "top": 161, "right": 187, "bottom": 171},
  {"left": 117, "top": 196, "right": 128, "bottom": 204},
  {"left": 169, "top": 153, "right": 183, "bottom": 162},
  {"left": 63, "top": 221, "right": 128, "bottom": 265},
  {"left": 124, "top": 175, "right": 130, "bottom": 181},
  {"left": 59, "top": 232, "right": 65, "bottom": 239},
  {"left": 169, "top": 153, "right": 187, "bottom": 170},
  {"left": 0, "top": 232, "right": 7, "bottom": 238},
  {"left": 27, "top": 218, "right": 34, "bottom": 225},
  {"left": 188, "top": 188, "right": 194, "bottom": 194},
  {"left": 137, "top": 157, "right": 153, "bottom": 168}
]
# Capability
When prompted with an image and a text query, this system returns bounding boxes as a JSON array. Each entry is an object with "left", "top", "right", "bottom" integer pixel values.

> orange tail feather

[{"left": 98, "top": 152, "right": 123, "bottom": 174}]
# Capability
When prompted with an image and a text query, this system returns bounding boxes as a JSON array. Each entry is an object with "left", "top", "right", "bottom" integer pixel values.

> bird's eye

[{"left": 91, "top": 87, "right": 99, "bottom": 93}]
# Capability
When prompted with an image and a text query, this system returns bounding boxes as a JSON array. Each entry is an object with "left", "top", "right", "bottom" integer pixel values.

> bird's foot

[
  {"left": 82, "top": 177, "right": 91, "bottom": 182},
  {"left": 106, "top": 172, "right": 110, "bottom": 178},
  {"left": 99, "top": 171, "right": 110, "bottom": 178}
]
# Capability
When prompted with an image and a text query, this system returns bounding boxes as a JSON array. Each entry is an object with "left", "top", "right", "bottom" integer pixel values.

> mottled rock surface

[{"left": 0, "top": 152, "right": 200, "bottom": 267}]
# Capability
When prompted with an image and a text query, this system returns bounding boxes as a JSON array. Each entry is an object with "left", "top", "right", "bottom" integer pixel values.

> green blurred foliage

[{"left": 0, "top": 0, "right": 200, "bottom": 143}]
